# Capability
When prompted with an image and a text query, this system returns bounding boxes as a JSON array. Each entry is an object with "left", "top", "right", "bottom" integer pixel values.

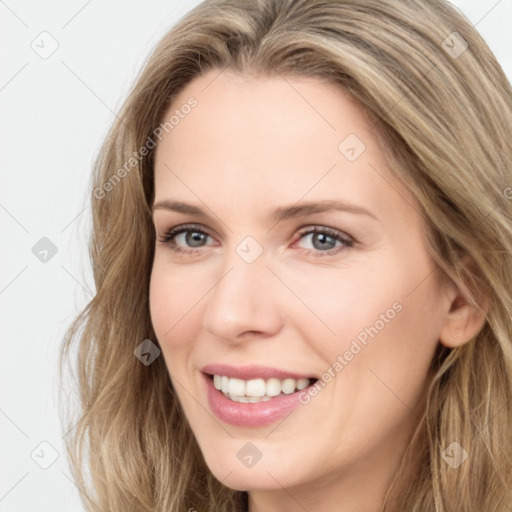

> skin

[{"left": 149, "top": 69, "right": 486, "bottom": 512}]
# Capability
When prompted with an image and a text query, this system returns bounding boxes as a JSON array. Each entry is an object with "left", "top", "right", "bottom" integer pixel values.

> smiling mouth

[{"left": 208, "top": 374, "right": 318, "bottom": 403}]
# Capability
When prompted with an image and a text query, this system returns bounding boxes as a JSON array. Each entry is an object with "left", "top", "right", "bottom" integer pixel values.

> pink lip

[
  {"left": 201, "top": 368, "right": 317, "bottom": 428},
  {"left": 201, "top": 363, "right": 315, "bottom": 380}
]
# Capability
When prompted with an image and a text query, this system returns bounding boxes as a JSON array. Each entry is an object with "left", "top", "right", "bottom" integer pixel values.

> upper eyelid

[
  {"left": 161, "top": 223, "right": 217, "bottom": 238},
  {"left": 159, "top": 223, "right": 346, "bottom": 234}
]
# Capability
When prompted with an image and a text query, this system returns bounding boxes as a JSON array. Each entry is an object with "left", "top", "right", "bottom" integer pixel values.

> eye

[
  {"left": 294, "top": 226, "right": 354, "bottom": 257},
  {"left": 156, "top": 224, "right": 354, "bottom": 257},
  {"left": 156, "top": 224, "right": 216, "bottom": 255}
]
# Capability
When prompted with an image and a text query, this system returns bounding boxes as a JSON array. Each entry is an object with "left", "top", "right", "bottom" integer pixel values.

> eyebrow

[{"left": 152, "top": 199, "right": 378, "bottom": 222}]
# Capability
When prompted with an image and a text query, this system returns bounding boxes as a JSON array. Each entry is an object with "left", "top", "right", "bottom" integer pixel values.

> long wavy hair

[{"left": 59, "top": 0, "right": 512, "bottom": 510}]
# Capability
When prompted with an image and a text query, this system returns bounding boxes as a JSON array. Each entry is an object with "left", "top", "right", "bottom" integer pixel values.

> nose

[{"left": 201, "top": 251, "right": 283, "bottom": 343}]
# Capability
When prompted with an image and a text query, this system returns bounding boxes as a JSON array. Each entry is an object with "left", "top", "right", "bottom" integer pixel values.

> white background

[{"left": 1, "top": 1, "right": 511, "bottom": 510}]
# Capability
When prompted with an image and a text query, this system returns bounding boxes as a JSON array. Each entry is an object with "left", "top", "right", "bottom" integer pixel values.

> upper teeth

[{"left": 213, "top": 375, "right": 310, "bottom": 397}]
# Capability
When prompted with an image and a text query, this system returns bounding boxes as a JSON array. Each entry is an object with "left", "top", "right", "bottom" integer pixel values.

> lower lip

[{"left": 203, "top": 373, "right": 312, "bottom": 427}]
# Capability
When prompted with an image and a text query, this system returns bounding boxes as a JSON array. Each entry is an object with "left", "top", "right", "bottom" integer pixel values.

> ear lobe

[{"left": 439, "top": 294, "right": 488, "bottom": 348}]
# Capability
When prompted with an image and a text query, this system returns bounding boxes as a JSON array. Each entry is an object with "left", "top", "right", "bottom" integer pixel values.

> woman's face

[{"left": 149, "top": 70, "right": 455, "bottom": 505}]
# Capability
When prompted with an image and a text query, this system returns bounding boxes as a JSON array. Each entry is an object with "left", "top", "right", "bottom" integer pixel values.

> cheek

[
  {"left": 149, "top": 264, "right": 195, "bottom": 376},
  {"left": 149, "top": 259, "right": 207, "bottom": 345},
  {"left": 275, "top": 259, "right": 406, "bottom": 356},
  {"left": 288, "top": 258, "right": 442, "bottom": 401},
  {"left": 329, "top": 272, "right": 444, "bottom": 420},
  {"left": 149, "top": 268, "right": 173, "bottom": 344}
]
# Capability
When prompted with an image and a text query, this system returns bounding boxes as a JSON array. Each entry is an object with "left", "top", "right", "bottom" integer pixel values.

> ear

[{"left": 438, "top": 271, "right": 489, "bottom": 349}]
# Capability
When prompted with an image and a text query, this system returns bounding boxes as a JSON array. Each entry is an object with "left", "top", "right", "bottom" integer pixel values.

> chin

[
  {"left": 212, "top": 466, "right": 291, "bottom": 492},
  {"left": 199, "top": 444, "right": 307, "bottom": 492}
]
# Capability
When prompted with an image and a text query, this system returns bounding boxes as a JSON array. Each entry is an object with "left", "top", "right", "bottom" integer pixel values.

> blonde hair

[{"left": 59, "top": 0, "right": 512, "bottom": 510}]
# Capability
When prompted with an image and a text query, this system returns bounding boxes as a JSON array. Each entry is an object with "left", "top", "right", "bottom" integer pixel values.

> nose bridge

[{"left": 201, "top": 241, "right": 281, "bottom": 340}]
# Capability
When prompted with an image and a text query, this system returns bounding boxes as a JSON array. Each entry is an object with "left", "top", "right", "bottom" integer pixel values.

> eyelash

[{"left": 156, "top": 223, "right": 354, "bottom": 257}]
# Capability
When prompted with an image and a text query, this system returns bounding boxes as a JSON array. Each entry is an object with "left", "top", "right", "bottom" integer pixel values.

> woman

[{"left": 60, "top": 0, "right": 512, "bottom": 510}]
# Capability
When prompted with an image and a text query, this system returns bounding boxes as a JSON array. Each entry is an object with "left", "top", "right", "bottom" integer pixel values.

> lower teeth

[{"left": 222, "top": 392, "right": 275, "bottom": 403}]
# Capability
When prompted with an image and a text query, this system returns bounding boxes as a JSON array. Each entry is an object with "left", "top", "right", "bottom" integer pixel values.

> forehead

[
  {"left": 153, "top": 69, "right": 418, "bottom": 228},
  {"left": 157, "top": 69, "right": 374, "bottom": 161}
]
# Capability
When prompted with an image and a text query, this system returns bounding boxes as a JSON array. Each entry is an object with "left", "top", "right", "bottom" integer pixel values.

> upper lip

[{"left": 201, "top": 363, "right": 316, "bottom": 381}]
